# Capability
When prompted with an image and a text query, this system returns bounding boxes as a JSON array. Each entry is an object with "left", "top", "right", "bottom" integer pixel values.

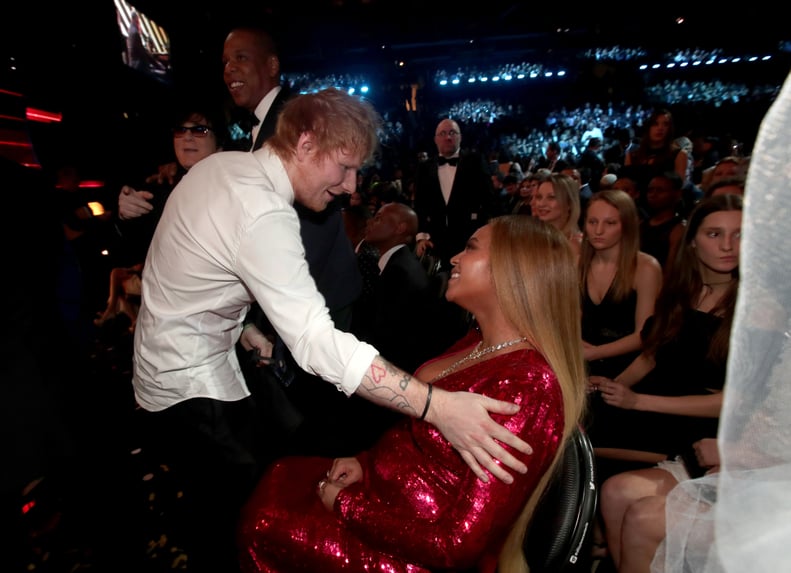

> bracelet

[
  {"left": 418, "top": 384, "right": 433, "bottom": 421},
  {"left": 242, "top": 322, "right": 255, "bottom": 331}
]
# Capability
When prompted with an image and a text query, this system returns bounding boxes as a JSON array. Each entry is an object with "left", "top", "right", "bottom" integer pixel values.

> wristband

[{"left": 418, "top": 384, "right": 433, "bottom": 421}]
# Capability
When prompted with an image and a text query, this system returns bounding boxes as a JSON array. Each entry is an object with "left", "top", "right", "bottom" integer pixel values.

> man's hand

[
  {"left": 415, "top": 238, "right": 434, "bottom": 258},
  {"left": 426, "top": 387, "right": 532, "bottom": 484},
  {"left": 239, "top": 324, "right": 274, "bottom": 366},
  {"left": 118, "top": 185, "right": 155, "bottom": 220},
  {"left": 317, "top": 457, "right": 362, "bottom": 511}
]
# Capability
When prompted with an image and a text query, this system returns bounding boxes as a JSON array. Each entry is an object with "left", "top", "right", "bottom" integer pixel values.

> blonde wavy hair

[{"left": 488, "top": 215, "right": 587, "bottom": 573}]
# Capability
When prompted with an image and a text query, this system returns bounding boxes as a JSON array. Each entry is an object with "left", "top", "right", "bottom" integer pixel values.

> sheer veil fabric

[{"left": 652, "top": 71, "right": 791, "bottom": 573}]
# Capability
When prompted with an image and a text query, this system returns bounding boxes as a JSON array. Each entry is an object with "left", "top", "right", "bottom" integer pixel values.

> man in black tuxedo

[
  {"left": 336, "top": 202, "right": 462, "bottom": 454},
  {"left": 533, "top": 140, "right": 567, "bottom": 173},
  {"left": 363, "top": 202, "right": 448, "bottom": 374},
  {"left": 413, "top": 118, "right": 497, "bottom": 272},
  {"left": 224, "top": 27, "right": 363, "bottom": 460}
]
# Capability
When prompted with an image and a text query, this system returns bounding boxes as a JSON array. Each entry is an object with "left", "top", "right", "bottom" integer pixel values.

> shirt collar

[{"left": 252, "top": 85, "right": 282, "bottom": 124}]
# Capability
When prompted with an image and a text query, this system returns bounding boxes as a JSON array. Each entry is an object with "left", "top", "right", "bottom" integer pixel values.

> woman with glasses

[{"left": 94, "top": 103, "right": 225, "bottom": 332}]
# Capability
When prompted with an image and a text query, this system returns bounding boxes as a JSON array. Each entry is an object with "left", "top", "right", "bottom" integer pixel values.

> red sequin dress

[{"left": 237, "top": 340, "right": 564, "bottom": 572}]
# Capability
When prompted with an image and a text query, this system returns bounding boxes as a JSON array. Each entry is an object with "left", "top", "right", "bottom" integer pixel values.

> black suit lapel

[{"left": 252, "top": 87, "right": 293, "bottom": 151}]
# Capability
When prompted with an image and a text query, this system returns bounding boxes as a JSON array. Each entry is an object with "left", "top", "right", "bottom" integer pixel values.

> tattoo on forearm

[{"left": 360, "top": 359, "right": 418, "bottom": 416}]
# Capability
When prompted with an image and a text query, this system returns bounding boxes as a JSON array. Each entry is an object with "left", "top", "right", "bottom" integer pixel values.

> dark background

[{"left": 2, "top": 1, "right": 789, "bottom": 181}]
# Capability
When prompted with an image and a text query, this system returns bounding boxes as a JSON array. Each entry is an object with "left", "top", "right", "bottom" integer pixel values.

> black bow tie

[
  {"left": 234, "top": 109, "right": 260, "bottom": 134},
  {"left": 437, "top": 156, "right": 459, "bottom": 166}
]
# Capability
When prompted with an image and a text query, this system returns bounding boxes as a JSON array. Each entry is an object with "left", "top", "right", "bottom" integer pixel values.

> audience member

[
  {"left": 561, "top": 164, "right": 593, "bottom": 220},
  {"left": 612, "top": 166, "right": 649, "bottom": 222},
  {"left": 531, "top": 173, "right": 583, "bottom": 258},
  {"left": 97, "top": 103, "right": 225, "bottom": 332},
  {"left": 513, "top": 172, "right": 543, "bottom": 215},
  {"left": 54, "top": 164, "right": 114, "bottom": 317},
  {"left": 413, "top": 117, "right": 497, "bottom": 271},
  {"left": 237, "top": 215, "right": 587, "bottom": 573},
  {"left": 699, "top": 155, "right": 749, "bottom": 195},
  {"left": 624, "top": 108, "right": 691, "bottom": 192},
  {"left": 132, "top": 89, "right": 533, "bottom": 573},
  {"left": 589, "top": 195, "right": 741, "bottom": 475},
  {"left": 600, "top": 437, "right": 720, "bottom": 573},
  {"left": 412, "top": 117, "right": 496, "bottom": 345},
  {"left": 500, "top": 174, "right": 521, "bottom": 214},
  {"left": 578, "top": 136, "right": 607, "bottom": 193},
  {"left": 657, "top": 75, "right": 790, "bottom": 573},
  {"left": 580, "top": 189, "right": 663, "bottom": 381},
  {"left": 640, "top": 171, "right": 685, "bottom": 273},
  {"left": 705, "top": 176, "right": 746, "bottom": 198},
  {"left": 355, "top": 202, "right": 448, "bottom": 374},
  {"left": 534, "top": 140, "right": 565, "bottom": 173},
  {"left": 599, "top": 173, "right": 618, "bottom": 190}
]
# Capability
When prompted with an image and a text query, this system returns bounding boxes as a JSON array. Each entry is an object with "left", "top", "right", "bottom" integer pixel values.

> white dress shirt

[
  {"left": 132, "top": 147, "right": 378, "bottom": 411},
  {"left": 438, "top": 156, "right": 458, "bottom": 205}
]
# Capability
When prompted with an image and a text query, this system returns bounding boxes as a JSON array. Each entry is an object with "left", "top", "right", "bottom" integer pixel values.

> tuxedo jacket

[
  {"left": 252, "top": 86, "right": 292, "bottom": 152},
  {"left": 247, "top": 84, "right": 361, "bottom": 324},
  {"left": 370, "top": 246, "right": 439, "bottom": 375},
  {"left": 413, "top": 151, "right": 496, "bottom": 267}
]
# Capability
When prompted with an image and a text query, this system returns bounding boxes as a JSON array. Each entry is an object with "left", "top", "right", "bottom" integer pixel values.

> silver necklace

[{"left": 433, "top": 337, "right": 527, "bottom": 381}]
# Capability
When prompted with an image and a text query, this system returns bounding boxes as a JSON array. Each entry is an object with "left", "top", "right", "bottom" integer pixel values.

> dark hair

[
  {"left": 171, "top": 100, "right": 227, "bottom": 148},
  {"left": 643, "top": 194, "right": 742, "bottom": 361},
  {"left": 705, "top": 176, "right": 747, "bottom": 198},
  {"left": 650, "top": 170, "right": 683, "bottom": 191}
]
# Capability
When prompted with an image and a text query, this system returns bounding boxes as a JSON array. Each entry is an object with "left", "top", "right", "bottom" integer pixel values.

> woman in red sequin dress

[{"left": 237, "top": 216, "right": 587, "bottom": 573}]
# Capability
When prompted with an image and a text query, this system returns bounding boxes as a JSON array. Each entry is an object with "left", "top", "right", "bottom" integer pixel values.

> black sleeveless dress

[
  {"left": 586, "top": 309, "right": 725, "bottom": 457},
  {"left": 582, "top": 286, "right": 640, "bottom": 380}
]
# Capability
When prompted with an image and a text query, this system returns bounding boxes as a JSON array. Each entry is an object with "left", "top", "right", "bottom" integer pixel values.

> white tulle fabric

[{"left": 652, "top": 71, "right": 791, "bottom": 573}]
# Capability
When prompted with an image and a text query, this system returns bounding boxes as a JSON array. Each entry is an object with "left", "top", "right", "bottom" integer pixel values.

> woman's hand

[
  {"left": 588, "top": 375, "right": 610, "bottom": 394},
  {"left": 582, "top": 340, "right": 598, "bottom": 361},
  {"left": 317, "top": 457, "right": 363, "bottom": 511},
  {"left": 693, "top": 438, "right": 720, "bottom": 470},
  {"left": 599, "top": 379, "right": 638, "bottom": 409},
  {"left": 118, "top": 185, "right": 155, "bottom": 220},
  {"left": 426, "top": 387, "right": 532, "bottom": 484}
]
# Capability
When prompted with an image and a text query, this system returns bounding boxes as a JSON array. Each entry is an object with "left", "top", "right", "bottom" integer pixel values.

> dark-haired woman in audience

[
  {"left": 237, "top": 216, "right": 587, "bottom": 573},
  {"left": 625, "top": 108, "right": 690, "bottom": 190},
  {"left": 590, "top": 195, "right": 742, "bottom": 570},
  {"left": 94, "top": 104, "right": 225, "bottom": 330}
]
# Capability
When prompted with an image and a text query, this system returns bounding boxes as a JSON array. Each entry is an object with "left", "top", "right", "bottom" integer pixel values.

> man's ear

[
  {"left": 268, "top": 54, "right": 280, "bottom": 78},
  {"left": 296, "top": 132, "right": 315, "bottom": 161}
]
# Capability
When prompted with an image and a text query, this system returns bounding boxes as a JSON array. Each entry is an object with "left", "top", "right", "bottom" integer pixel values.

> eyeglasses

[
  {"left": 435, "top": 130, "right": 460, "bottom": 138},
  {"left": 172, "top": 125, "right": 213, "bottom": 138}
]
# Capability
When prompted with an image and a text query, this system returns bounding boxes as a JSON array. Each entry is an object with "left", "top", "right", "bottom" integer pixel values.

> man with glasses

[{"left": 414, "top": 118, "right": 497, "bottom": 271}]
